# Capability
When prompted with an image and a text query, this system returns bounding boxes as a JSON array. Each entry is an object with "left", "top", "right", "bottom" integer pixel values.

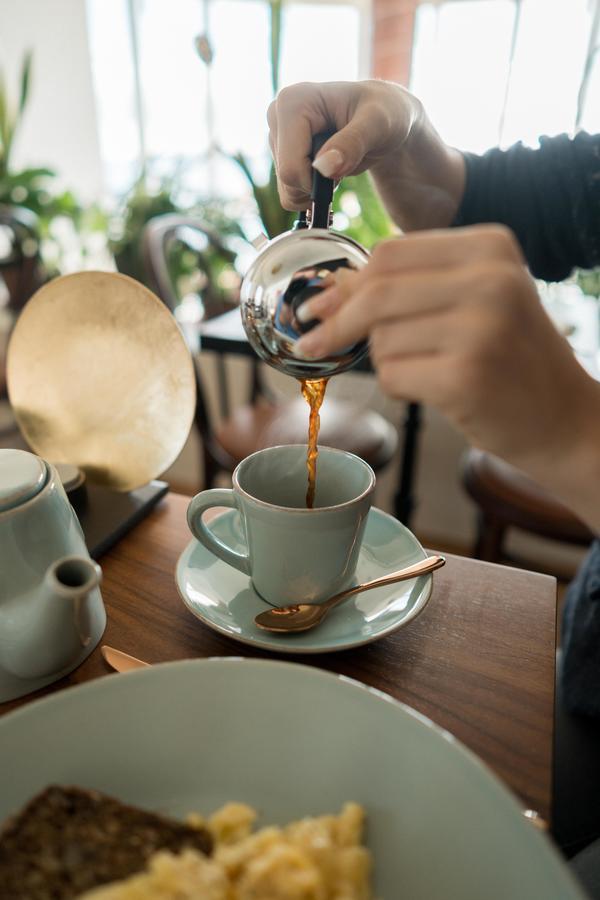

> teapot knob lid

[{"left": 0, "top": 449, "right": 46, "bottom": 512}]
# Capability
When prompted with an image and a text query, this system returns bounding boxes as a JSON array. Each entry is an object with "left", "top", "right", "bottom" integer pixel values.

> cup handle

[{"left": 187, "top": 489, "right": 251, "bottom": 576}]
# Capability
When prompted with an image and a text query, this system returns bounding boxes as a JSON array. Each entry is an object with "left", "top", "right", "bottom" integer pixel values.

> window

[
  {"left": 87, "top": 0, "right": 368, "bottom": 198},
  {"left": 410, "top": 0, "right": 600, "bottom": 153}
]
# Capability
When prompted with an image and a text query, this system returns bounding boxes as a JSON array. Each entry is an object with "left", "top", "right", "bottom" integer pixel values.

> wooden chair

[
  {"left": 140, "top": 214, "right": 236, "bottom": 319},
  {"left": 0, "top": 205, "right": 45, "bottom": 314},
  {"left": 141, "top": 214, "right": 398, "bottom": 489},
  {"left": 462, "top": 448, "right": 593, "bottom": 565},
  {"left": 0, "top": 207, "right": 45, "bottom": 417}
]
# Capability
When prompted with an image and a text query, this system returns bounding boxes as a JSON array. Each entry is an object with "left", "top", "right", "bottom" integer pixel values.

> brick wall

[{"left": 371, "top": 0, "right": 419, "bottom": 85}]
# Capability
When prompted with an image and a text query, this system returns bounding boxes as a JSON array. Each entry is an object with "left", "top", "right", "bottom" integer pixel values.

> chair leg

[
  {"left": 202, "top": 443, "right": 220, "bottom": 490},
  {"left": 474, "top": 513, "right": 507, "bottom": 563}
]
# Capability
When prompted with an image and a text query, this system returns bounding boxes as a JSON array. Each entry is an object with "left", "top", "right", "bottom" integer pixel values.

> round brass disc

[{"left": 7, "top": 271, "right": 196, "bottom": 491}]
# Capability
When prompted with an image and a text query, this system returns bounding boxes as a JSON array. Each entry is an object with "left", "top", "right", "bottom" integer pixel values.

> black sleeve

[{"left": 452, "top": 132, "right": 600, "bottom": 282}]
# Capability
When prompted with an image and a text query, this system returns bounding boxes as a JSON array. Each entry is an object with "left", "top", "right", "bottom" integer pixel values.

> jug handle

[{"left": 187, "top": 490, "right": 251, "bottom": 576}]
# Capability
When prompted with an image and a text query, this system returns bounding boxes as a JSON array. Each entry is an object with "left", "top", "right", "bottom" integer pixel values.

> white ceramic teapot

[{"left": 0, "top": 448, "right": 106, "bottom": 702}]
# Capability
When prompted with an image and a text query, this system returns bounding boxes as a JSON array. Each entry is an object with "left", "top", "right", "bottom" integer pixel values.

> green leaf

[
  {"left": 269, "top": 0, "right": 282, "bottom": 96},
  {"left": 576, "top": 268, "right": 600, "bottom": 299},
  {"left": 3, "top": 166, "right": 55, "bottom": 187},
  {"left": 332, "top": 172, "right": 394, "bottom": 249},
  {"left": 0, "top": 117, "right": 15, "bottom": 178},
  {"left": 231, "top": 151, "right": 256, "bottom": 190},
  {"left": 0, "top": 52, "right": 33, "bottom": 177},
  {"left": 0, "top": 67, "right": 7, "bottom": 140},
  {"left": 229, "top": 152, "right": 293, "bottom": 238},
  {"left": 52, "top": 189, "right": 81, "bottom": 216},
  {"left": 0, "top": 69, "right": 11, "bottom": 176},
  {"left": 82, "top": 203, "right": 110, "bottom": 233},
  {"left": 18, "top": 50, "right": 33, "bottom": 116}
]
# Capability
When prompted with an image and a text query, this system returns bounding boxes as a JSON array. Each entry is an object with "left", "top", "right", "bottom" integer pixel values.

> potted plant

[
  {"left": 109, "top": 168, "right": 246, "bottom": 311},
  {"left": 0, "top": 51, "right": 107, "bottom": 276},
  {"left": 576, "top": 268, "right": 600, "bottom": 299}
]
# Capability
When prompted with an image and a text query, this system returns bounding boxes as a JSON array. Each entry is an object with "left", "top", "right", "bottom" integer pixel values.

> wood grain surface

[{"left": 1, "top": 494, "right": 557, "bottom": 819}]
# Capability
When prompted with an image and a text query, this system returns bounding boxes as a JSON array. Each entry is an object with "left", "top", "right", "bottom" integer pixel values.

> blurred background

[{"left": 1, "top": 0, "right": 600, "bottom": 576}]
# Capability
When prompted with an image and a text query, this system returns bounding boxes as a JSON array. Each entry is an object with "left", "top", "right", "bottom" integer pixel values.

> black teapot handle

[
  {"left": 292, "top": 130, "right": 335, "bottom": 231},
  {"left": 310, "top": 130, "right": 335, "bottom": 229}
]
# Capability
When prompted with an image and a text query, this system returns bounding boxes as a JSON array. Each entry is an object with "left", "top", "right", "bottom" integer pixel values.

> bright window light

[
  {"left": 411, "top": 1, "right": 515, "bottom": 153},
  {"left": 411, "top": 0, "right": 598, "bottom": 153},
  {"left": 86, "top": 0, "right": 141, "bottom": 193},
  {"left": 86, "top": 0, "right": 364, "bottom": 198}
]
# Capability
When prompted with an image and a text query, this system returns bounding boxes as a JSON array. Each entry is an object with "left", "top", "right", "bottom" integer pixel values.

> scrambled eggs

[{"left": 80, "top": 802, "right": 373, "bottom": 899}]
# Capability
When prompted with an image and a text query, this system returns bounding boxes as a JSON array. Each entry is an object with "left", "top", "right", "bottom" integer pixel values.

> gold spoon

[{"left": 254, "top": 555, "right": 446, "bottom": 634}]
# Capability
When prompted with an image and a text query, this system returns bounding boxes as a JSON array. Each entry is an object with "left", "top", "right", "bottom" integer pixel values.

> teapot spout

[
  {"left": 48, "top": 557, "right": 102, "bottom": 603},
  {"left": 43, "top": 557, "right": 103, "bottom": 669},
  {"left": 2, "top": 556, "right": 103, "bottom": 680}
]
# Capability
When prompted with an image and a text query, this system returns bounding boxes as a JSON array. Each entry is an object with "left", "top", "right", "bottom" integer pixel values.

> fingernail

[
  {"left": 312, "top": 149, "right": 344, "bottom": 179},
  {"left": 293, "top": 335, "right": 322, "bottom": 359},
  {"left": 295, "top": 301, "right": 315, "bottom": 323}
]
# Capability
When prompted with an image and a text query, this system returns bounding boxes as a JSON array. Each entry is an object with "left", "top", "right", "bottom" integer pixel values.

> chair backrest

[
  {"left": 140, "top": 213, "right": 242, "bottom": 470},
  {"left": 141, "top": 214, "right": 238, "bottom": 318},
  {"left": 0, "top": 205, "right": 45, "bottom": 313}
]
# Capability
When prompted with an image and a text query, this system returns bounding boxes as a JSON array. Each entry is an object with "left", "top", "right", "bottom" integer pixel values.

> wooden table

[{"left": 0, "top": 494, "right": 557, "bottom": 821}]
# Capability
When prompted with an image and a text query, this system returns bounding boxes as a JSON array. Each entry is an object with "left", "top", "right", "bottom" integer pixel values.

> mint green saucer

[{"left": 176, "top": 507, "right": 433, "bottom": 654}]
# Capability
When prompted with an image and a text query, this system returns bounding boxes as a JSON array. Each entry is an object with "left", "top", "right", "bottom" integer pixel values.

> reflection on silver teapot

[{"left": 240, "top": 132, "right": 370, "bottom": 380}]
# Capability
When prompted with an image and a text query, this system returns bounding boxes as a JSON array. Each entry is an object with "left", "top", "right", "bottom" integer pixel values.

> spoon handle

[{"left": 323, "top": 555, "right": 446, "bottom": 610}]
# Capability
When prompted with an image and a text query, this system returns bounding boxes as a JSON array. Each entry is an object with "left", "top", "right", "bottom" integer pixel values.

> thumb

[{"left": 312, "top": 112, "right": 374, "bottom": 179}]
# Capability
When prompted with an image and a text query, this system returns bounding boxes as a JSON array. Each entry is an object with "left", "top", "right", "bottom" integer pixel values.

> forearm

[
  {"left": 453, "top": 133, "right": 600, "bottom": 281},
  {"left": 510, "top": 375, "right": 600, "bottom": 535},
  {"left": 371, "top": 110, "right": 466, "bottom": 232}
]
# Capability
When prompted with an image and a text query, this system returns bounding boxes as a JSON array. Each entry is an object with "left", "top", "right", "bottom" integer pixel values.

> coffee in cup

[{"left": 187, "top": 444, "right": 375, "bottom": 606}]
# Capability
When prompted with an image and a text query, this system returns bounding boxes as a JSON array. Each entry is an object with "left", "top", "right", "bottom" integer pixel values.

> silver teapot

[{"left": 240, "top": 133, "right": 370, "bottom": 380}]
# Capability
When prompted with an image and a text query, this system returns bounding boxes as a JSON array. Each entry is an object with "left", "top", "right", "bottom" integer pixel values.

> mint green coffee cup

[{"left": 187, "top": 444, "right": 375, "bottom": 606}]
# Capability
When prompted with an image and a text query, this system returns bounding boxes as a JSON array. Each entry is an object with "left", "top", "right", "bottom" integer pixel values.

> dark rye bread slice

[{"left": 0, "top": 784, "right": 213, "bottom": 900}]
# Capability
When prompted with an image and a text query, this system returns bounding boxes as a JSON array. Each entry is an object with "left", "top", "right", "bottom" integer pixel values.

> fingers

[
  {"left": 311, "top": 82, "right": 413, "bottom": 177},
  {"left": 293, "top": 230, "right": 526, "bottom": 360},
  {"left": 312, "top": 105, "right": 382, "bottom": 178},
  {"left": 267, "top": 79, "right": 428, "bottom": 214},
  {"left": 267, "top": 86, "right": 327, "bottom": 210},
  {"left": 267, "top": 98, "right": 311, "bottom": 210},
  {"left": 374, "top": 354, "right": 451, "bottom": 404},
  {"left": 369, "top": 311, "right": 453, "bottom": 365},
  {"left": 297, "top": 226, "right": 524, "bottom": 324},
  {"left": 267, "top": 81, "right": 397, "bottom": 209},
  {"left": 295, "top": 270, "right": 460, "bottom": 359},
  {"left": 369, "top": 225, "right": 524, "bottom": 276}
]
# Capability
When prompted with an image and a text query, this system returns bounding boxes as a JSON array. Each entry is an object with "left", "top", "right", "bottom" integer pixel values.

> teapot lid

[{"left": 0, "top": 449, "right": 47, "bottom": 513}]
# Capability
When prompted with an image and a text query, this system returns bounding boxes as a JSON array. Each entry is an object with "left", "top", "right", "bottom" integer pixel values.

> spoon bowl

[{"left": 255, "top": 555, "right": 445, "bottom": 633}]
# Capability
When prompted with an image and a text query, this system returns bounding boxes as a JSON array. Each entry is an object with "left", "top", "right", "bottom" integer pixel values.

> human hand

[
  {"left": 267, "top": 80, "right": 465, "bottom": 230},
  {"left": 293, "top": 225, "right": 600, "bottom": 523}
]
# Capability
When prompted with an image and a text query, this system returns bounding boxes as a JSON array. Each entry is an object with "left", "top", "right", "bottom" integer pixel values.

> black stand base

[{"left": 76, "top": 480, "right": 169, "bottom": 559}]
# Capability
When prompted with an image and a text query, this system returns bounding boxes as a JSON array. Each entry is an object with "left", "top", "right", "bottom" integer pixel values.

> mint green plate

[
  {"left": 176, "top": 506, "right": 433, "bottom": 654},
  {"left": 0, "top": 659, "right": 585, "bottom": 898}
]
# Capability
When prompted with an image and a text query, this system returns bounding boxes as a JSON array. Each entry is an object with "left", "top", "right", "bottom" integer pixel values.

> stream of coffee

[{"left": 300, "top": 377, "right": 328, "bottom": 509}]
